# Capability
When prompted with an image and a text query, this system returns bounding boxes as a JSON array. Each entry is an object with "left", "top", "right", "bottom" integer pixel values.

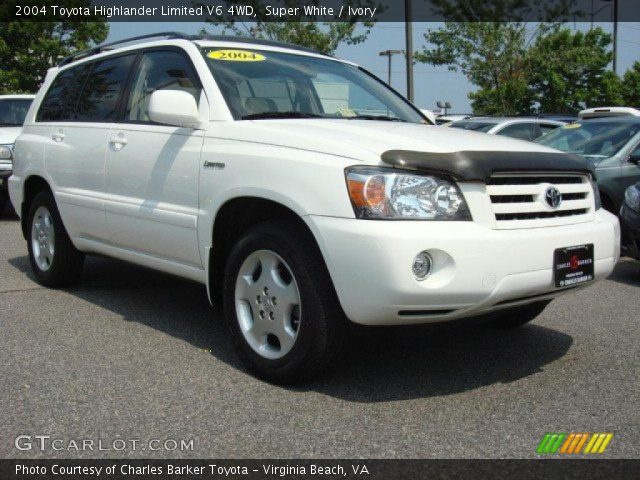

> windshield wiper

[
  {"left": 241, "top": 111, "right": 326, "bottom": 120},
  {"left": 346, "top": 115, "right": 407, "bottom": 122}
]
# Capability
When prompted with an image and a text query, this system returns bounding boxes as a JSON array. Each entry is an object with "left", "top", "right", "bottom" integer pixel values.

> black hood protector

[{"left": 381, "top": 150, "right": 595, "bottom": 182}]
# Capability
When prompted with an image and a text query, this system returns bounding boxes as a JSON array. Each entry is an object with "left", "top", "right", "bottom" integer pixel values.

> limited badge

[{"left": 207, "top": 50, "right": 266, "bottom": 62}]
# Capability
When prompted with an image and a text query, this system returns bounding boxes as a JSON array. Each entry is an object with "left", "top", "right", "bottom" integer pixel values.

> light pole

[
  {"left": 612, "top": 0, "right": 618, "bottom": 74},
  {"left": 405, "top": 0, "right": 414, "bottom": 102},
  {"left": 437, "top": 101, "right": 451, "bottom": 116},
  {"left": 600, "top": 0, "right": 618, "bottom": 73},
  {"left": 378, "top": 50, "right": 403, "bottom": 86}
]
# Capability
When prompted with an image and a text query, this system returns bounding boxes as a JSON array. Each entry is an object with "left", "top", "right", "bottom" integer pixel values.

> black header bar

[{"left": 2, "top": 0, "right": 640, "bottom": 23}]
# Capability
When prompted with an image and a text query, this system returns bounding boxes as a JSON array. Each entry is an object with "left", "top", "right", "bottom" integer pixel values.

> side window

[
  {"left": 540, "top": 123, "right": 561, "bottom": 136},
  {"left": 36, "top": 66, "right": 88, "bottom": 122},
  {"left": 75, "top": 54, "right": 135, "bottom": 122},
  {"left": 497, "top": 123, "right": 536, "bottom": 141},
  {"left": 125, "top": 50, "right": 201, "bottom": 123}
]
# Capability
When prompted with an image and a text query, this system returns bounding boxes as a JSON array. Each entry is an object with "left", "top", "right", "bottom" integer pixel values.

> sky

[{"left": 107, "top": 20, "right": 640, "bottom": 114}]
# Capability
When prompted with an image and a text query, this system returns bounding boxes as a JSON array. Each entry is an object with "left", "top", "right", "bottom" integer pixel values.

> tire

[
  {"left": 484, "top": 300, "right": 551, "bottom": 329},
  {"left": 0, "top": 190, "right": 7, "bottom": 217},
  {"left": 222, "top": 219, "right": 348, "bottom": 384},
  {"left": 27, "top": 191, "right": 84, "bottom": 287}
]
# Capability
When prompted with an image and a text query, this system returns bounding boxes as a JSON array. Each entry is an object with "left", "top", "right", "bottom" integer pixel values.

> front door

[{"left": 104, "top": 49, "right": 204, "bottom": 268}]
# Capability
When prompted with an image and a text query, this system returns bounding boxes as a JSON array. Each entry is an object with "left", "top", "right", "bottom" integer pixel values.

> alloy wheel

[
  {"left": 235, "top": 249, "right": 302, "bottom": 360},
  {"left": 31, "top": 206, "right": 55, "bottom": 271}
]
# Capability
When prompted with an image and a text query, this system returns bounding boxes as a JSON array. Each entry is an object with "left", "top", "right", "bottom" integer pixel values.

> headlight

[
  {"left": 0, "top": 144, "right": 12, "bottom": 160},
  {"left": 345, "top": 166, "right": 471, "bottom": 220},
  {"left": 590, "top": 176, "right": 601, "bottom": 210},
  {"left": 625, "top": 184, "right": 640, "bottom": 213}
]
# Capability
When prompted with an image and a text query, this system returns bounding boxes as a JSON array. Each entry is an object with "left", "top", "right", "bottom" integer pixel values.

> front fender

[{"left": 196, "top": 138, "right": 361, "bottom": 259}]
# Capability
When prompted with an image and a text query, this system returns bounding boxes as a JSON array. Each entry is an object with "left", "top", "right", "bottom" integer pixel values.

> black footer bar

[{"left": 2, "top": 459, "right": 639, "bottom": 480}]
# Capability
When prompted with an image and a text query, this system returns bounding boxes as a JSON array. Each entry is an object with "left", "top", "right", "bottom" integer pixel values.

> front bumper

[
  {"left": 620, "top": 204, "right": 640, "bottom": 260},
  {"left": 307, "top": 209, "right": 620, "bottom": 325}
]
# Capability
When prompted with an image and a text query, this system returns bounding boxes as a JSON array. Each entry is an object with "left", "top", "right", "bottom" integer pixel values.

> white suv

[{"left": 9, "top": 34, "right": 620, "bottom": 383}]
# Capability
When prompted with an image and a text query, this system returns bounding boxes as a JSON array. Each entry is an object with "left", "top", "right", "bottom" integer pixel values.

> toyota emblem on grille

[{"left": 545, "top": 187, "right": 562, "bottom": 208}]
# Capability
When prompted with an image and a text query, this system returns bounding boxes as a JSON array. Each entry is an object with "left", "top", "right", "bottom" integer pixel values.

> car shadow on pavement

[
  {"left": 7, "top": 254, "right": 239, "bottom": 367},
  {"left": 299, "top": 323, "right": 572, "bottom": 402},
  {"left": 8, "top": 254, "right": 574, "bottom": 402},
  {"left": 0, "top": 210, "right": 19, "bottom": 221},
  {"left": 607, "top": 258, "right": 640, "bottom": 287}
]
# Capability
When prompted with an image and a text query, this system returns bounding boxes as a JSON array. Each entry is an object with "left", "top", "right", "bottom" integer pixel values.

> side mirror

[
  {"left": 148, "top": 90, "right": 199, "bottom": 127},
  {"left": 630, "top": 151, "right": 640, "bottom": 166}
]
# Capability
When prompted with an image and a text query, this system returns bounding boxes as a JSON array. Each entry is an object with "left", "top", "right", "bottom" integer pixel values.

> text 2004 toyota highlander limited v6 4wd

[{"left": 9, "top": 34, "right": 620, "bottom": 383}]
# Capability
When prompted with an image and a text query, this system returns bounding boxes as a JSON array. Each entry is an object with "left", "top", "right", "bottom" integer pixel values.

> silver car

[{"left": 449, "top": 117, "right": 565, "bottom": 141}]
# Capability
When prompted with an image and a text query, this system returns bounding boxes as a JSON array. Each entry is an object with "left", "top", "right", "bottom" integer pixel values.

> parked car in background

[
  {"left": 579, "top": 107, "right": 640, "bottom": 120},
  {"left": 621, "top": 181, "right": 640, "bottom": 260},
  {"left": 434, "top": 114, "right": 472, "bottom": 125},
  {"left": 536, "top": 118, "right": 640, "bottom": 214},
  {"left": 448, "top": 117, "right": 565, "bottom": 141},
  {"left": 0, "top": 95, "right": 35, "bottom": 216}
]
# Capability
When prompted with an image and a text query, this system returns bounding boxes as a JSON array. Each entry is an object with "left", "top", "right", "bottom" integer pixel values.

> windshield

[
  {"left": 536, "top": 121, "right": 640, "bottom": 158},
  {"left": 201, "top": 48, "right": 425, "bottom": 123},
  {"left": 449, "top": 120, "right": 498, "bottom": 132},
  {"left": 0, "top": 98, "right": 32, "bottom": 126}
]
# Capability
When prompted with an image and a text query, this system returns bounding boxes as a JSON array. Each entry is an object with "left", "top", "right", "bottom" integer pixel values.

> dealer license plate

[{"left": 553, "top": 244, "right": 594, "bottom": 288}]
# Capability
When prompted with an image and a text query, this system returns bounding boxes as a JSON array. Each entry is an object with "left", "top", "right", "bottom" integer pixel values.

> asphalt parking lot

[{"left": 1, "top": 212, "right": 638, "bottom": 459}]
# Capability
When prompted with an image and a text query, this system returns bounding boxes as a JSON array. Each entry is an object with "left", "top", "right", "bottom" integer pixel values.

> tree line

[{"left": 418, "top": 23, "right": 639, "bottom": 115}]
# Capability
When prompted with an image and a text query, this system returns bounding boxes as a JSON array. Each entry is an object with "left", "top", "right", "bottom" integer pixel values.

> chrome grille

[{"left": 487, "top": 173, "right": 594, "bottom": 229}]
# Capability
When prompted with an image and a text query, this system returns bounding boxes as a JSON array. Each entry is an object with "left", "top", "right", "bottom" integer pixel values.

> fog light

[{"left": 412, "top": 251, "right": 433, "bottom": 280}]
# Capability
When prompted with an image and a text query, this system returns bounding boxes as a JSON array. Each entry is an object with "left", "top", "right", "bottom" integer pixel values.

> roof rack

[
  {"left": 58, "top": 32, "right": 191, "bottom": 66},
  {"left": 191, "top": 34, "right": 322, "bottom": 55},
  {"left": 58, "top": 32, "right": 324, "bottom": 67}
]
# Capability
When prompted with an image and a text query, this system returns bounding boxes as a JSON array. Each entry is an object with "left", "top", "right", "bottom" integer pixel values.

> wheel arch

[
  {"left": 20, "top": 175, "right": 53, "bottom": 239},
  {"left": 208, "top": 196, "right": 328, "bottom": 305}
]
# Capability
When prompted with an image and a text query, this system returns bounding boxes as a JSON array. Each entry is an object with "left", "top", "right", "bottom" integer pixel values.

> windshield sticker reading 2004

[{"left": 207, "top": 50, "right": 266, "bottom": 62}]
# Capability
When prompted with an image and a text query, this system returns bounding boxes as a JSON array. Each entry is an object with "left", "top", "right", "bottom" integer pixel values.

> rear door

[
  {"left": 104, "top": 48, "right": 204, "bottom": 268},
  {"left": 38, "top": 54, "right": 135, "bottom": 242}
]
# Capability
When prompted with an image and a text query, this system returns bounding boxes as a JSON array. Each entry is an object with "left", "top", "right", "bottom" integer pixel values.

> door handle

[
  {"left": 51, "top": 132, "right": 65, "bottom": 142},
  {"left": 108, "top": 134, "right": 128, "bottom": 150}
]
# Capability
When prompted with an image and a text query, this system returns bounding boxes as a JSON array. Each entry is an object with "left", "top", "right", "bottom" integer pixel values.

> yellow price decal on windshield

[
  {"left": 207, "top": 50, "right": 266, "bottom": 62},
  {"left": 563, "top": 123, "right": 581, "bottom": 129}
]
